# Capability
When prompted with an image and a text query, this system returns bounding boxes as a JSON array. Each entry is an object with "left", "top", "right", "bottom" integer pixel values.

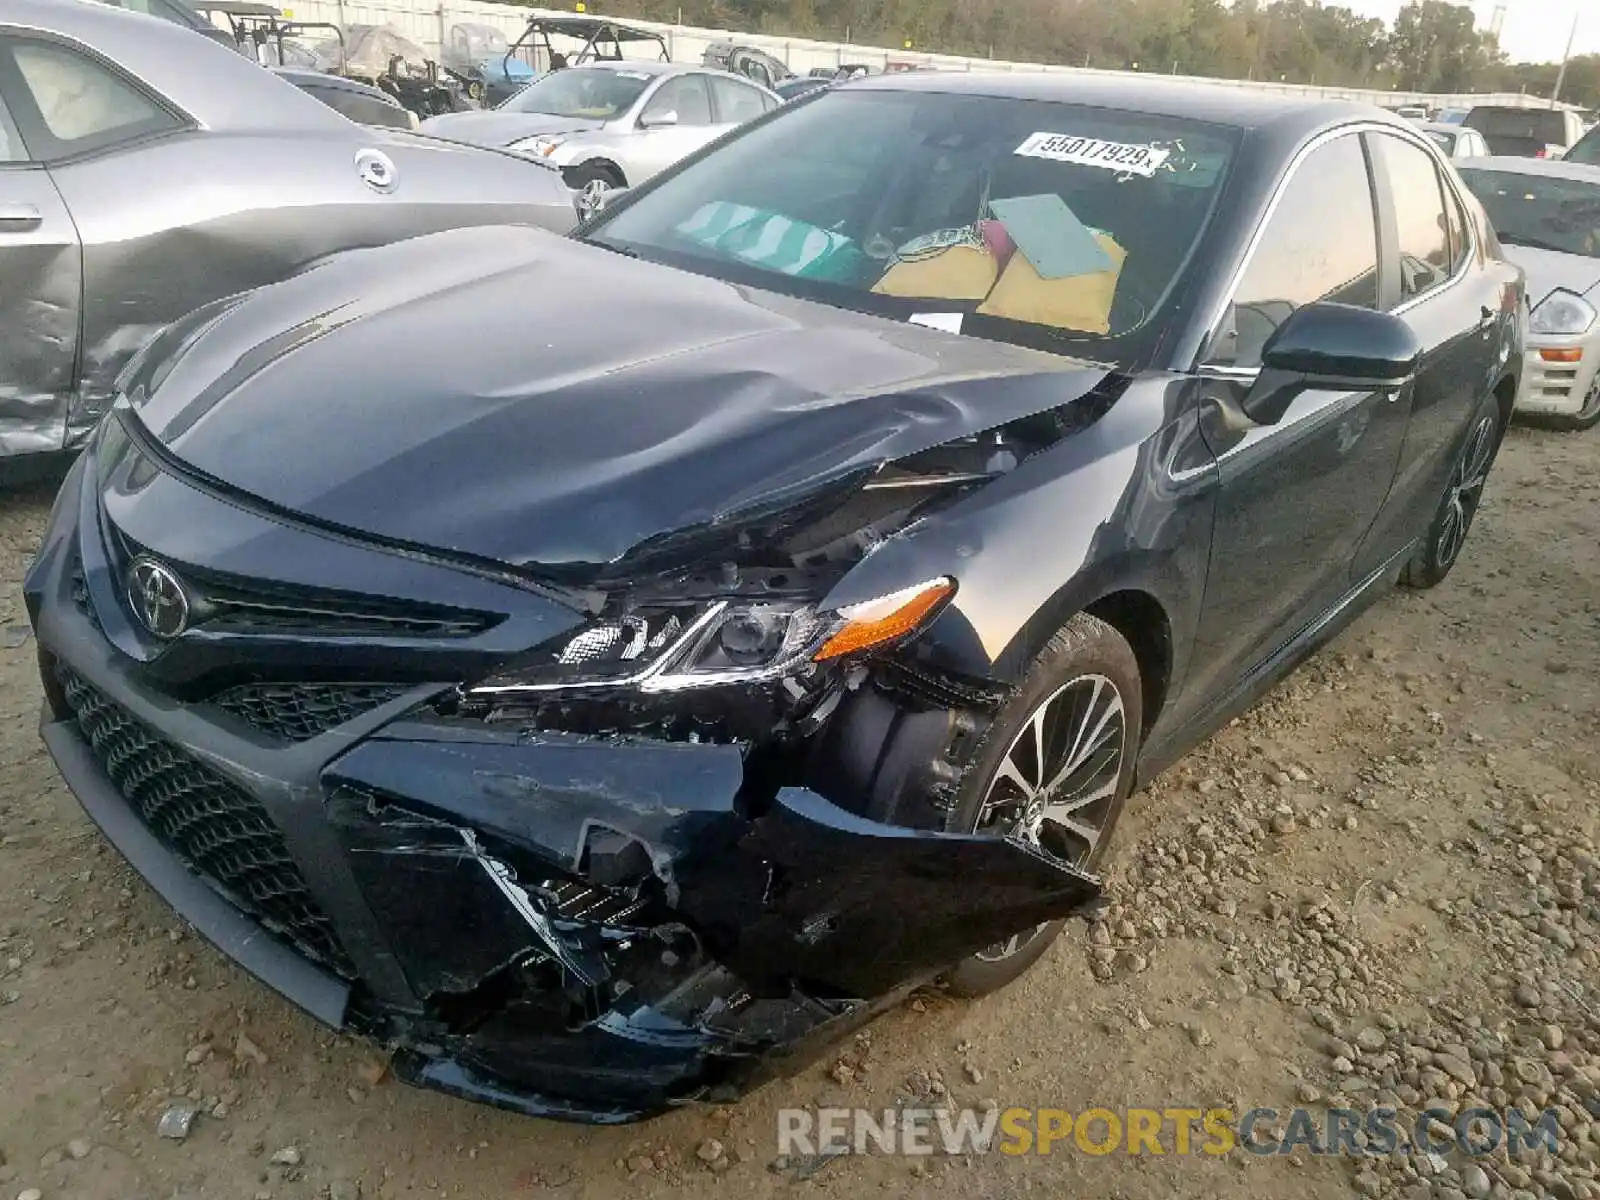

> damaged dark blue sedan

[{"left": 27, "top": 73, "right": 1525, "bottom": 1122}]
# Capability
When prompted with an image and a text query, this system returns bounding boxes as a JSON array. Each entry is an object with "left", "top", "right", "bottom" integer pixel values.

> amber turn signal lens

[
  {"left": 813, "top": 578, "right": 956, "bottom": 662},
  {"left": 1539, "top": 347, "right": 1583, "bottom": 363}
]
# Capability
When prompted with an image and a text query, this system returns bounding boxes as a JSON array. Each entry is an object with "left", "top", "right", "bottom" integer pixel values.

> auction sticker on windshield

[{"left": 1014, "top": 132, "right": 1171, "bottom": 178}]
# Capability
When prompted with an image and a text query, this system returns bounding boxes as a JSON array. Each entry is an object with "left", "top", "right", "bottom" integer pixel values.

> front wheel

[
  {"left": 1400, "top": 391, "right": 1503, "bottom": 590},
  {"left": 562, "top": 162, "right": 623, "bottom": 198},
  {"left": 940, "top": 613, "right": 1142, "bottom": 998}
]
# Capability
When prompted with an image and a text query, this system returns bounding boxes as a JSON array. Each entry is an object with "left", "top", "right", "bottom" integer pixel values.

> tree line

[{"left": 534, "top": 0, "right": 1599, "bottom": 107}]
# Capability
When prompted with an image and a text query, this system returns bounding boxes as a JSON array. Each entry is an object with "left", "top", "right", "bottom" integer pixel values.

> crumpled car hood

[
  {"left": 419, "top": 111, "right": 603, "bottom": 148},
  {"left": 124, "top": 224, "right": 1109, "bottom": 576}
]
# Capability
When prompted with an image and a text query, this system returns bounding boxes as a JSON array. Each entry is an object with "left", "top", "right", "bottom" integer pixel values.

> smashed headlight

[{"left": 471, "top": 579, "right": 954, "bottom": 697}]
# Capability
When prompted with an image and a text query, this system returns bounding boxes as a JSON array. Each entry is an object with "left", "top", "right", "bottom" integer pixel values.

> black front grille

[
  {"left": 56, "top": 665, "right": 357, "bottom": 980},
  {"left": 102, "top": 523, "right": 494, "bottom": 641},
  {"left": 214, "top": 682, "right": 409, "bottom": 742}
]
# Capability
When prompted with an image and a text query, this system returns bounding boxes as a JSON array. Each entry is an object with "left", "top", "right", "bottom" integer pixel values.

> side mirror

[
  {"left": 641, "top": 109, "right": 679, "bottom": 128},
  {"left": 1243, "top": 302, "right": 1422, "bottom": 425}
]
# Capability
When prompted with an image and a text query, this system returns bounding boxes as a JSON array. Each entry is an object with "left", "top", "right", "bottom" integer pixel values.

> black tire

[
  {"left": 1400, "top": 389, "right": 1504, "bottom": 590},
  {"left": 1518, "top": 375, "right": 1600, "bottom": 432},
  {"left": 562, "top": 162, "right": 624, "bottom": 193},
  {"left": 940, "top": 612, "right": 1142, "bottom": 998}
]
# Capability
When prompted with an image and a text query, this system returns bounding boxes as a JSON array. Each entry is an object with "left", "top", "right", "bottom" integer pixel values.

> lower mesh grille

[
  {"left": 56, "top": 665, "right": 357, "bottom": 979},
  {"left": 214, "top": 683, "right": 408, "bottom": 742}
]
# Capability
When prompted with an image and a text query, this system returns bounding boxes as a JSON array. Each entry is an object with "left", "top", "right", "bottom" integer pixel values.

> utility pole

[{"left": 1550, "top": 10, "right": 1580, "bottom": 108}]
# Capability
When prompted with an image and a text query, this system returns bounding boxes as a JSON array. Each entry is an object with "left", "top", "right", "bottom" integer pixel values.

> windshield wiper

[{"left": 578, "top": 237, "right": 637, "bottom": 258}]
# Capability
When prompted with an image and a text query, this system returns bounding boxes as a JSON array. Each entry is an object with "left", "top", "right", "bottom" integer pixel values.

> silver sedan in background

[
  {"left": 420, "top": 62, "right": 780, "bottom": 199},
  {"left": 0, "top": 0, "right": 578, "bottom": 462}
]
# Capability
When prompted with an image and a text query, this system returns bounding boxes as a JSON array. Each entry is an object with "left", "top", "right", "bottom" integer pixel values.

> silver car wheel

[
  {"left": 970, "top": 674, "right": 1126, "bottom": 963},
  {"left": 577, "top": 177, "right": 612, "bottom": 219},
  {"left": 1438, "top": 413, "right": 1496, "bottom": 569}
]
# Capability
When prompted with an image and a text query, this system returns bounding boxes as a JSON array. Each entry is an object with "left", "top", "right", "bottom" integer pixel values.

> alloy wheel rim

[
  {"left": 581, "top": 177, "right": 611, "bottom": 209},
  {"left": 971, "top": 674, "right": 1126, "bottom": 963},
  {"left": 1437, "top": 414, "right": 1496, "bottom": 569}
]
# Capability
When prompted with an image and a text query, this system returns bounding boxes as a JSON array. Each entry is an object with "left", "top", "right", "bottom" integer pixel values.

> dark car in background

[
  {"left": 29, "top": 73, "right": 1523, "bottom": 1123},
  {"left": 774, "top": 75, "right": 832, "bottom": 101},
  {"left": 1567, "top": 123, "right": 1600, "bottom": 168},
  {"left": 1463, "top": 104, "right": 1587, "bottom": 159},
  {"left": 272, "top": 67, "right": 417, "bottom": 129}
]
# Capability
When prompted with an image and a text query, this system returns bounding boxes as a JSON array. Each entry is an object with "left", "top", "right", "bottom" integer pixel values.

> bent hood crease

[{"left": 127, "top": 224, "right": 1111, "bottom": 576}]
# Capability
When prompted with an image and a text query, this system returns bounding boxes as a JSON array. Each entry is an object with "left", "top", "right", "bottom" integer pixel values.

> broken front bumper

[
  {"left": 36, "top": 610, "right": 1098, "bottom": 1121},
  {"left": 27, "top": 441, "right": 1100, "bottom": 1123}
]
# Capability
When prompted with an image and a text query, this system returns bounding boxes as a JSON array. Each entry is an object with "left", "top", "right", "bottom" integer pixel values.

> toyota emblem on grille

[{"left": 126, "top": 556, "right": 191, "bottom": 639}]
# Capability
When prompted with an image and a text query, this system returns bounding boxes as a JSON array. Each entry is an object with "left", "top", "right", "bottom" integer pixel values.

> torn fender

[{"left": 678, "top": 787, "right": 1100, "bottom": 998}]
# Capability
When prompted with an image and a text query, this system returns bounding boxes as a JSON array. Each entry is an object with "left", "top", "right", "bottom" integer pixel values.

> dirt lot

[{"left": 0, "top": 424, "right": 1595, "bottom": 1200}]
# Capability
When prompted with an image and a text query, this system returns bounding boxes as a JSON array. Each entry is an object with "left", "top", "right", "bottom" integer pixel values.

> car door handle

[
  {"left": 0, "top": 204, "right": 42, "bottom": 232},
  {"left": 1478, "top": 305, "right": 1496, "bottom": 333}
]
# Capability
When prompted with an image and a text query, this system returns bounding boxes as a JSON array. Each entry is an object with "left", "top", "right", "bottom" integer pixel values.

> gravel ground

[{"left": 0, "top": 423, "right": 1595, "bottom": 1200}]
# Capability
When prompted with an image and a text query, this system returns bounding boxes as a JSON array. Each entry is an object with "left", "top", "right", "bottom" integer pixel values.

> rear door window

[
  {"left": 1371, "top": 134, "right": 1452, "bottom": 301},
  {"left": 641, "top": 75, "right": 712, "bottom": 127},
  {"left": 708, "top": 75, "right": 767, "bottom": 125},
  {"left": 3, "top": 37, "right": 184, "bottom": 161},
  {"left": 1443, "top": 181, "right": 1472, "bottom": 273}
]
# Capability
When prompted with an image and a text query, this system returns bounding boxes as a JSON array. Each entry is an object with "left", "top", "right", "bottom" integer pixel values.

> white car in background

[
  {"left": 1459, "top": 158, "right": 1600, "bottom": 430},
  {"left": 1421, "top": 122, "right": 1489, "bottom": 161},
  {"left": 420, "top": 62, "right": 780, "bottom": 201}
]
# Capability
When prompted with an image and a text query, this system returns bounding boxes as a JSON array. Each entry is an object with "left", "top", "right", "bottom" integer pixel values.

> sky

[{"left": 1334, "top": 0, "right": 1596, "bottom": 64}]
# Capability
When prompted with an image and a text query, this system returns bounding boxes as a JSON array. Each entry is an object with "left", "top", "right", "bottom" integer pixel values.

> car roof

[
  {"left": 5, "top": 0, "right": 356, "bottom": 134},
  {"left": 851, "top": 70, "right": 1411, "bottom": 137},
  {"left": 1421, "top": 123, "right": 1464, "bottom": 135},
  {"left": 1455, "top": 156, "right": 1600, "bottom": 184}
]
